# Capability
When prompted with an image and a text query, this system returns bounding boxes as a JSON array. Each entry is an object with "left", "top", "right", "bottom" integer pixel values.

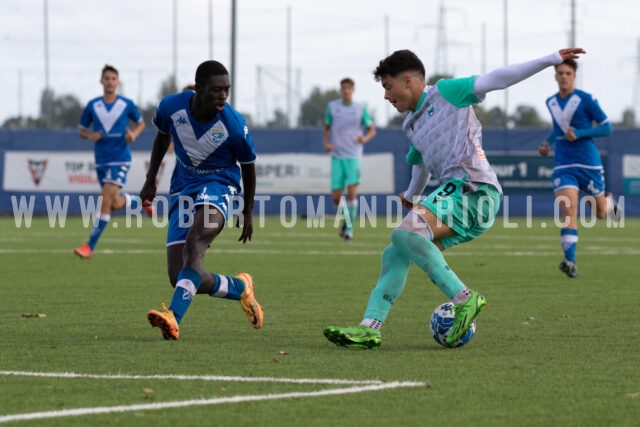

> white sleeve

[
  {"left": 474, "top": 51, "right": 562, "bottom": 96},
  {"left": 404, "top": 163, "right": 431, "bottom": 201}
]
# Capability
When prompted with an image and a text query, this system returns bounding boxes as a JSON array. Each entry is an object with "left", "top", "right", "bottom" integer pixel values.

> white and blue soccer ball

[{"left": 429, "top": 302, "right": 476, "bottom": 348}]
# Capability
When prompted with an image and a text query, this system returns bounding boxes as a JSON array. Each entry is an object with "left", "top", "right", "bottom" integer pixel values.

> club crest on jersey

[
  {"left": 425, "top": 102, "right": 435, "bottom": 116},
  {"left": 210, "top": 124, "right": 228, "bottom": 148}
]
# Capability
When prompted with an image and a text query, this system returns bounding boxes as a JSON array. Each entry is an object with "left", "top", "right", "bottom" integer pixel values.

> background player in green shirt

[{"left": 323, "top": 78, "right": 377, "bottom": 241}]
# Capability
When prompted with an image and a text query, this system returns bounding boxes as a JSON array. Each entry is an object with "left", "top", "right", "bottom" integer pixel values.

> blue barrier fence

[{"left": 1, "top": 128, "right": 639, "bottom": 217}]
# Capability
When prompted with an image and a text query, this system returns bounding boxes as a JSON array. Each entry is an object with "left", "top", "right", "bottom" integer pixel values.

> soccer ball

[{"left": 429, "top": 302, "right": 476, "bottom": 348}]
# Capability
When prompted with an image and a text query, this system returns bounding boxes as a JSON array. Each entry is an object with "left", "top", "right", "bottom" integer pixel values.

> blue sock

[
  {"left": 390, "top": 229, "right": 466, "bottom": 299},
  {"left": 169, "top": 267, "right": 202, "bottom": 324},
  {"left": 363, "top": 244, "right": 411, "bottom": 322},
  {"left": 561, "top": 228, "right": 578, "bottom": 262},
  {"left": 209, "top": 273, "right": 245, "bottom": 301},
  {"left": 87, "top": 213, "right": 110, "bottom": 250}
]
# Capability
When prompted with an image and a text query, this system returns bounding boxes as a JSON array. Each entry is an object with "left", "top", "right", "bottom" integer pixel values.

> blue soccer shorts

[
  {"left": 96, "top": 164, "right": 131, "bottom": 188},
  {"left": 552, "top": 166, "right": 605, "bottom": 196},
  {"left": 166, "top": 182, "right": 241, "bottom": 246}
]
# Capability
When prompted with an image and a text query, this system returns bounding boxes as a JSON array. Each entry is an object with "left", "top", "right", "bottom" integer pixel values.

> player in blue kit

[
  {"left": 74, "top": 64, "right": 150, "bottom": 259},
  {"left": 538, "top": 59, "right": 615, "bottom": 278},
  {"left": 324, "top": 48, "right": 587, "bottom": 349},
  {"left": 141, "top": 60, "right": 263, "bottom": 340}
]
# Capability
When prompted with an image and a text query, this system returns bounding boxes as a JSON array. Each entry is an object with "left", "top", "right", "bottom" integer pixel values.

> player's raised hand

[{"left": 558, "top": 48, "right": 586, "bottom": 60}]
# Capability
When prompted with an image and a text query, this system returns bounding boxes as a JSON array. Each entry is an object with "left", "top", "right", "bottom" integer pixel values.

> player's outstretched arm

[{"left": 474, "top": 48, "right": 586, "bottom": 96}]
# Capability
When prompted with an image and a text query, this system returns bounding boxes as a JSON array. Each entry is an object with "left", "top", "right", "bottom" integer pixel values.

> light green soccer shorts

[
  {"left": 331, "top": 157, "right": 361, "bottom": 191},
  {"left": 420, "top": 177, "right": 502, "bottom": 249}
]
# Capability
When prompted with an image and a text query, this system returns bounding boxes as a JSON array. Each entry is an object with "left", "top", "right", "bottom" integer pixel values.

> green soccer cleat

[
  {"left": 323, "top": 324, "right": 381, "bottom": 349},
  {"left": 445, "top": 290, "right": 486, "bottom": 345}
]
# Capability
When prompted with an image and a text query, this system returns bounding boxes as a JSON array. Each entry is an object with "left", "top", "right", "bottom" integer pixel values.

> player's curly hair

[
  {"left": 373, "top": 50, "right": 425, "bottom": 82},
  {"left": 195, "top": 60, "right": 229, "bottom": 85}
]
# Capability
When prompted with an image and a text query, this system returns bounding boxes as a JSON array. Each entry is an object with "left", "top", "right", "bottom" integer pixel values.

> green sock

[
  {"left": 390, "top": 229, "right": 465, "bottom": 299},
  {"left": 363, "top": 244, "right": 411, "bottom": 322},
  {"left": 346, "top": 201, "right": 358, "bottom": 234}
]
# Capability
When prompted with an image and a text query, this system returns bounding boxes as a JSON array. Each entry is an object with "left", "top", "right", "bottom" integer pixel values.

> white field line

[
  {"left": 0, "top": 371, "right": 424, "bottom": 424},
  {"left": 0, "top": 370, "right": 384, "bottom": 385}
]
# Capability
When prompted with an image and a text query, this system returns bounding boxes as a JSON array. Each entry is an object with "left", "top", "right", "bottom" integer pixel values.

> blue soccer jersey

[
  {"left": 152, "top": 91, "right": 257, "bottom": 195},
  {"left": 79, "top": 95, "right": 143, "bottom": 166},
  {"left": 545, "top": 89, "right": 609, "bottom": 167}
]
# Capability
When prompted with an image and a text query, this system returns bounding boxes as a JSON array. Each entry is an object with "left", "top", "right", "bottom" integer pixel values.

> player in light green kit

[
  {"left": 324, "top": 47, "right": 587, "bottom": 348},
  {"left": 323, "top": 78, "right": 377, "bottom": 241}
]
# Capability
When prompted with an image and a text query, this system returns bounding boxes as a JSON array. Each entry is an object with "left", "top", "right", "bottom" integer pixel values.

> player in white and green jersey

[
  {"left": 324, "top": 47, "right": 587, "bottom": 349},
  {"left": 323, "top": 78, "right": 377, "bottom": 241}
]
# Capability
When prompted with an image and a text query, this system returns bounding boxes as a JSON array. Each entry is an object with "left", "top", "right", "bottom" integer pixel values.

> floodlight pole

[
  {"left": 209, "top": 0, "right": 214, "bottom": 59},
  {"left": 503, "top": 0, "right": 509, "bottom": 124},
  {"left": 173, "top": 0, "right": 178, "bottom": 90},
  {"left": 230, "top": 0, "right": 237, "bottom": 105},
  {"left": 43, "top": 0, "right": 51, "bottom": 127},
  {"left": 385, "top": 15, "right": 390, "bottom": 125},
  {"left": 286, "top": 6, "right": 292, "bottom": 128},
  {"left": 569, "top": 0, "right": 576, "bottom": 47}
]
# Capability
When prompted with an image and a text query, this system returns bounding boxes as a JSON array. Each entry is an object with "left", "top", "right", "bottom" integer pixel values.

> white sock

[
  {"left": 452, "top": 288, "right": 472, "bottom": 304},
  {"left": 361, "top": 318, "right": 383, "bottom": 330}
]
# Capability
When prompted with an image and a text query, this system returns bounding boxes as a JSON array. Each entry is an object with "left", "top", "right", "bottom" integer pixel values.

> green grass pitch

[{"left": 1, "top": 214, "right": 639, "bottom": 426}]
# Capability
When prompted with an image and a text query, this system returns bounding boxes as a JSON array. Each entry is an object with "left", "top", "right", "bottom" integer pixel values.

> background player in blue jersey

[
  {"left": 323, "top": 78, "right": 376, "bottom": 241},
  {"left": 324, "top": 48, "right": 587, "bottom": 350},
  {"left": 141, "top": 60, "right": 263, "bottom": 340},
  {"left": 538, "top": 59, "right": 614, "bottom": 278},
  {"left": 74, "top": 64, "right": 149, "bottom": 259}
]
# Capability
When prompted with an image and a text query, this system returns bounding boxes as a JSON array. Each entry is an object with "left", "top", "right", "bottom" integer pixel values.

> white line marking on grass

[
  {"left": 0, "top": 370, "right": 384, "bottom": 385},
  {"left": 0, "top": 371, "right": 424, "bottom": 424}
]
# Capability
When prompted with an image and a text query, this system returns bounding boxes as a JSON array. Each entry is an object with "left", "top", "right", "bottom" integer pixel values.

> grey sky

[{"left": 1, "top": 0, "right": 638, "bottom": 127}]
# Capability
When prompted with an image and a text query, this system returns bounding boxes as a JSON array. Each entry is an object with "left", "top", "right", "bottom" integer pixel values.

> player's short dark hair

[
  {"left": 555, "top": 58, "right": 578, "bottom": 72},
  {"left": 340, "top": 77, "right": 355, "bottom": 87},
  {"left": 101, "top": 64, "right": 118, "bottom": 77},
  {"left": 195, "top": 61, "right": 229, "bottom": 85},
  {"left": 373, "top": 50, "right": 425, "bottom": 82}
]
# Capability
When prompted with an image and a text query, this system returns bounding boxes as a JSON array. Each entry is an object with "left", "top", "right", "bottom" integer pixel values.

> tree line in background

[{"left": 2, "top": 73, "right": 637, "bottom": 130}]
